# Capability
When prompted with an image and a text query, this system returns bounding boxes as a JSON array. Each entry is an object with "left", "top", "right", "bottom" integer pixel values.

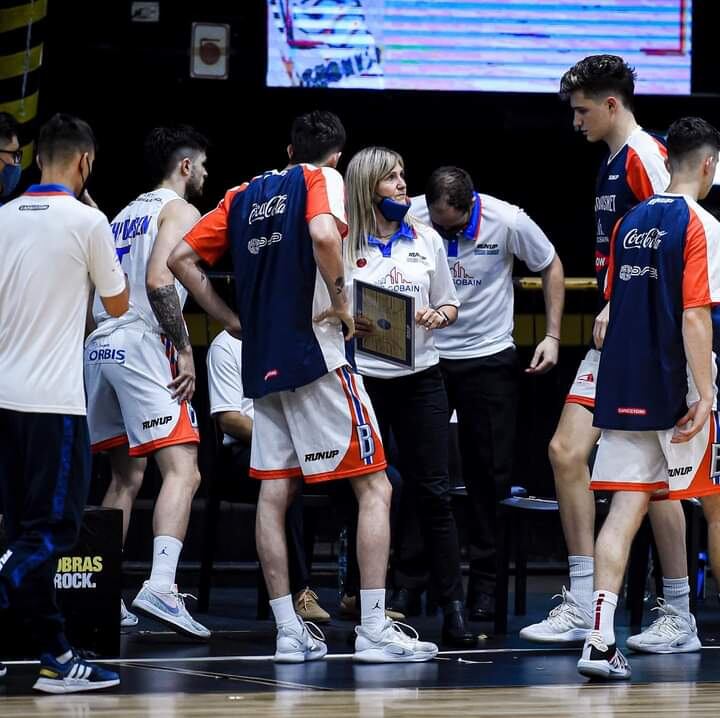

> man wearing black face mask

[
  {"left": 0, "top": 113, "right": 128, "bottom": 692},
  {"left": 411, "top": 167, "right": 565, "bottom": 622},
  {"left": 0, "top": 112, "right": 22, "bottom": 204}
]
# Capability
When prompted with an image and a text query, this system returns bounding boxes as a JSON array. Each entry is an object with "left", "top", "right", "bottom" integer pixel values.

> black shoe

[
  {"left": 468, "top": 592, "right": 495, "bottom": 622},
  {"left": 388, "top": 587, "right": 422, "bottom": 617},
  {"left": 442, "top": 601, "right": 478, "bottom": 647}
]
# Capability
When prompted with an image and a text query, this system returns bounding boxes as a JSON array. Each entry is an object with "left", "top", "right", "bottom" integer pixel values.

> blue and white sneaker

[
  {"left": 0, "top": 662, "right": 6, "bottom": 678},
  {"left": 131, "top": 581, "right": 210, "bottom": 639},
  {"left": 33, "top": 653, "right": 119, "bottom": 693},
  {"left": 121, "top": 598, "right": 138, "bottom": 627}
]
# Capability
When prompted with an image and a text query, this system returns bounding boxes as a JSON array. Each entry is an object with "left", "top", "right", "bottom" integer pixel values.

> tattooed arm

[
  {"left": 309, "top": 214, "right": 354, "bottom": 340},
  {"left": 146, "top": 200, "right": 201, "bottom": 402}
]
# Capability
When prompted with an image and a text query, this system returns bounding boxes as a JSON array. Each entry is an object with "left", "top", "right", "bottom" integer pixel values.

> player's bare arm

[
  {"left": 147, "top": 200, "right": 201, "bottom": 403},
  {"left": 310, "top": 213, "right": 354, "bottom": 339},
  {"left": 216, "top": 411, "right": 253, "bottom": 445},
  {"left": 167, "top": 239, "right": 242, "bottom": 338},
  {"left": 527, "top": 253, "right": 565, "bottom": 374},
  {"left": 673, "top": 305, "right": 714, "bottom": 444}
]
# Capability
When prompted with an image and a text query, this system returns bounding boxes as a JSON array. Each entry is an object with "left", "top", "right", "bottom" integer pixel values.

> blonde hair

[{"left": 345, "top": 146, "right": 405, "bottom": 264}]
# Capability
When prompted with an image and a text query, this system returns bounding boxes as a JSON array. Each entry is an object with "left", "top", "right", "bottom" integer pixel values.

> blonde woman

[{"left": 345, "top": 147, "right": 475, "bottom": 647}]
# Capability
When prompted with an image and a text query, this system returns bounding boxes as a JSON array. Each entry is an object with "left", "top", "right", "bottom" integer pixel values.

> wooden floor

[{"left": 2, "top": 683, "right": 719, "bottom": 717}]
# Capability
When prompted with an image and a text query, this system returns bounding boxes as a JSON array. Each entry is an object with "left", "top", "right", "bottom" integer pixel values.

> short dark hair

[
  {"left": 559, "top": 54, "right": 636, "bottom": 109},
  {"left": 290, "top": 110, "right": 345, "bottom": 164},
  {"left": 0, "top": 111, "right": 20, "bottom": 145},
  {"left": 426, "top": 166, "right": 475, "bottom": 213},
  {"left": 144, "top": 125, "right": 209, "bottom": 185},
  {"left": 666, "top": 116, "right": 720, "bottom": 169},
  {"left": 37, "top": 113, "right": 96, "bottom": 165}
]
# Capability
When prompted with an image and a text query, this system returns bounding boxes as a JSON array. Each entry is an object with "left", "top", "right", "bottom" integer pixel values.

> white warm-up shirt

[
  {"left": 411, "top": 192, "right": 556, "bottom": 359},
  {"left": 0, "top": 184, "right": 126, "bottom": 414}
]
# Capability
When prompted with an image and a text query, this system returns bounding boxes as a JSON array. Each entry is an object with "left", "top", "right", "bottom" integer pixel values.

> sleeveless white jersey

[{"left": 91, "top": 188, "right": 187, "bottom": 337}]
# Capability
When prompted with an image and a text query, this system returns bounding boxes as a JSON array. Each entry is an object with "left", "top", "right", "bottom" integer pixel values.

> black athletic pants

[
  {"left": 441, "top": 348, "right": 519, "bottom": 599},
  {"left": 0, "top": 409, "right": 91, "bottom": 657}
]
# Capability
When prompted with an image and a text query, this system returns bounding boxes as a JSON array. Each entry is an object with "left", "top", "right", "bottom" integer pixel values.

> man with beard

[{"left": 84, "top": 126, "right": 210, "bottom": 638}]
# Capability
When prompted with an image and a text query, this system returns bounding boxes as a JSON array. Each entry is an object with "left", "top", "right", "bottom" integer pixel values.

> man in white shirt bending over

[{"left": 412, "top": 166, "right": 565, "bottom": 622}]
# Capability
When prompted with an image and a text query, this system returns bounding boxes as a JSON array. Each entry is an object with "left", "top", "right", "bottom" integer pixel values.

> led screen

[{"left": 267, "top": 0, "right": 692, "bottom": 94}]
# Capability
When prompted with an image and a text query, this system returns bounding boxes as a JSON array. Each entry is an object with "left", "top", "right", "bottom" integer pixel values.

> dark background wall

[{"left": 23, "top": 0, "right": 720, "bottom": 499}]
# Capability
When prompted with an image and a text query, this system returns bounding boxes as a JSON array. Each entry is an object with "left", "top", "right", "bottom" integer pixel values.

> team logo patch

[{"left": 357, "top": 258, "right": 367, "bottom": 268}]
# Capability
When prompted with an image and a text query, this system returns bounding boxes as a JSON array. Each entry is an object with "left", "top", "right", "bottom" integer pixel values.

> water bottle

[{"left": 337, "top": 526, "right": 348, "bottom": 600}]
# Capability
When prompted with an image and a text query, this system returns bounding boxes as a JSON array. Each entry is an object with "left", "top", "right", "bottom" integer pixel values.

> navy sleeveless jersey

[{"left": 594, "top": 128, "right": 668, "bottom": 299}]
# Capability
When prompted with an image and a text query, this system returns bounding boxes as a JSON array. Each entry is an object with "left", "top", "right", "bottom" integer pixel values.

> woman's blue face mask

[{"left": 376, "top": 196, "right": 410, "bottom": 223}]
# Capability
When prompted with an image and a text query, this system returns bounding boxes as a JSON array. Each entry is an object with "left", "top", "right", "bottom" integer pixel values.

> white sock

[
  {"left": 148, "top": 535, "right": 182, "bottom": 591},
  {"left": 269, "top": 594, "right": 302, "bottom": 631},
  {"left": 568, "top": 555, "right": 594, "bottom": 608},
  {"left": 663, "top": 576, "right": 690, "bottom": 617},
  {"left": 360, "top": 588, "right": 386, "bottom": 633},
  {"left": 592, "top": 590, "right": 618, "bottom": 645}
]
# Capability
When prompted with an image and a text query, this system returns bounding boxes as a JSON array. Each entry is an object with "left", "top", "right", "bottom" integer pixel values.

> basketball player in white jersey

[{"left": 84, "top": 126, "right": 210, "bottom": 638}]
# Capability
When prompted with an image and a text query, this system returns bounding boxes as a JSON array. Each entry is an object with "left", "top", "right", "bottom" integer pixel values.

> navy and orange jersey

[
  {"left": 594, "top": 128, "right": 668, "bottom": 295},
  {"left": 595, "top": 193, "right": 720, "bottom": 431},
  {"left": 184, "top": 164, "right": 348, "bottom": 399}
]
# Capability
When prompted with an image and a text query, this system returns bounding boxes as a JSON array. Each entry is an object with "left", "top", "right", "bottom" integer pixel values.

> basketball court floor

[{"left": 2, "top": 583, "right": 720, "bottom": 716}]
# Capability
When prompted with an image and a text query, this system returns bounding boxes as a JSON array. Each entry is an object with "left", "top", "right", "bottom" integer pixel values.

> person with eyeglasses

[
  {"left": 0, "top": 112, "right": 22, "bottom": 205},
  {"left": 410, "top": 166, "right": 565, "bottom": 624}
]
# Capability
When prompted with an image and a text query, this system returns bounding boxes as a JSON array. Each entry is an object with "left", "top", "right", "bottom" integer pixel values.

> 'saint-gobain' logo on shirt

[
  {"left": 622, "top": 227, "right": 666, "bottom": 250},
  {"left": 619, "top": 264, "right": 658, "bottom": 281},
  {"left": 450, "top": 261, "right": 482, "bottom": 286},
  {"left": 379, "top": 266, "right": 422, "bottom": 293},
  {"left": 248, "top": 194, "right": 288, "bottom": 224},
  {"left": 248, "top": 232, "right": 283, "bottom": 255},
  {"left": 595, "top": 194, "right": 616, "bottom": 212}
]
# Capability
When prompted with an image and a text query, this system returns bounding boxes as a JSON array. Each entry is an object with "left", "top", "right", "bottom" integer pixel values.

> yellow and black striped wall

[{"left": 0, "top": 0, "right": 47, "bottom": 173}]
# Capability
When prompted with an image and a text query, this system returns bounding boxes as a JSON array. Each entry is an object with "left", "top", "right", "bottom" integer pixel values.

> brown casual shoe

[
  {"left": 339, "top": 593, "right": 405, "bottom": 621},
  {"left": 294, "top": 588, "right": 331, "bottom": 624}
]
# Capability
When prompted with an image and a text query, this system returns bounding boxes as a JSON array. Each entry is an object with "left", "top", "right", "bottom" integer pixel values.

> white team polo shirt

[
  {"left": 0, "top": 184, "right": 126, "bottom": 414},
  {"left": 207, "top": 331, "right": 254, "bottom": 420},
  {"left": 411, "top": 192, "right": 555, "bottom": 359},
  {"left": 348, "top": 219, "right": 459, "bottom": 379}
]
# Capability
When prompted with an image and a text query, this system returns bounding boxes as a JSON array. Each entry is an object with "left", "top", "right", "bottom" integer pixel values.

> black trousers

[
  {"left": 364, "top": 366, "right": 464, "bottom": 604},
  {"left": 441, "top": 348, "right": 519, "bottom": 598},
  {"left": 228, "top": 443, "right": 311, "bottom": 592},
  {"left": 0, "top": 409, "right": 91, "bottom": 657}
]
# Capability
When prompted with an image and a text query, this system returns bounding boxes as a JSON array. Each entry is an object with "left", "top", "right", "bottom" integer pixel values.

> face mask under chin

[{"left": 375, "top": 196, "right": 410, "bottom": 223}]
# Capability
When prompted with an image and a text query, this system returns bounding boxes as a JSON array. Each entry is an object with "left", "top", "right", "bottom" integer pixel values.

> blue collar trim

[
  {"left": 368, "top": 221, "right": 415, "bottom": 257},
  {"left": 25, "top": 183, "right": 74, "bottom": 196},
  {"left": 462, "top": 192, "right": 481, "bottom": 240}
]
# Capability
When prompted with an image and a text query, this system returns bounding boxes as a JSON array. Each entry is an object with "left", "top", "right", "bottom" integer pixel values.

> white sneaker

[
  {"left": 131, "top": 582, "right": 210, "bottom": 639},
  {"left": 626, "top": 598, "right": 702, "bottom": 654},
  {"left": 519, "top": 587, "right": 592, "bottom": 643},
  {"left": 274, "top": 618, "right": 328, "bottom": 663},
  {"left": 120, "top": 598, "right": 138, "bottom": 627},
  {"left": 577, "top": 630, "right": 631, "bottom": 680},
  {"left": 354, "top": 620, "right": 438, "bottom": 663}
]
